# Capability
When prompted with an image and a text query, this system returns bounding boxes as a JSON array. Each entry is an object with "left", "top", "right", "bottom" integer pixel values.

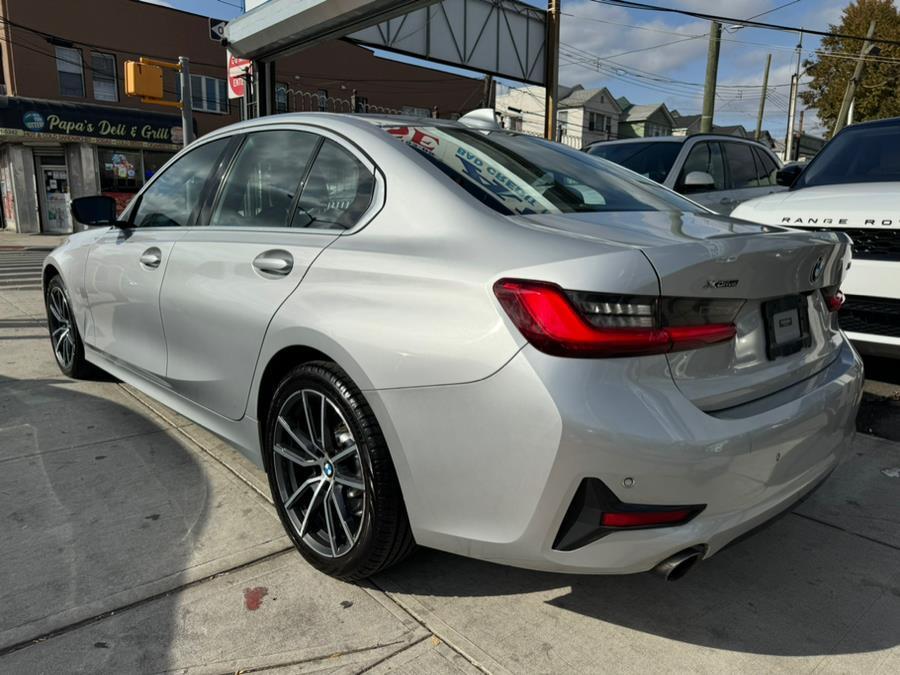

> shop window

[
  {"left": 143, "top": 151, "right": 174, "bottom": 181},
  {"left": 92, "top": 52, "right": 118, "bottom": 102},
  {"left": 190, "top": 75, "right": 229, "bottom": 114},
  {"left": 55, "top": 46, "right": 84, "bottom": 98},
  {"left": 99, "top": 149, "right": 143, "bottom": 193}
]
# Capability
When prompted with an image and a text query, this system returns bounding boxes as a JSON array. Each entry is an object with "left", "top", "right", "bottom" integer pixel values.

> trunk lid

[{"left": 516, "top": 210, "right": 852, "bottom": 410}]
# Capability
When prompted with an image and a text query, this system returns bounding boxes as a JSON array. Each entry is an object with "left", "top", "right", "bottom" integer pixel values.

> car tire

[
  {"left": 264, "top": 361, "right": 415, "bottom": 580},
  {"left": 45, "top": 275, "right": 96, "bottom": 380}
]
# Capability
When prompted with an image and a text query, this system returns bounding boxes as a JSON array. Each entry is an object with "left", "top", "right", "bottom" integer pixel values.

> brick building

[{"left": 0, "top": 0, "right": 485, "bottom": 233}]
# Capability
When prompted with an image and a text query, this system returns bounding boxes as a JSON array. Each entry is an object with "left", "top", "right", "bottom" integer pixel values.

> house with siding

[{"left": 616, "top": 97, "right": 675, "bottom": 138}]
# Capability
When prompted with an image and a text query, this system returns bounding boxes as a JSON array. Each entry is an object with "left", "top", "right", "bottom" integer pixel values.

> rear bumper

[{"left": 371, "top": 340, "right": 864, "bottom": 574}]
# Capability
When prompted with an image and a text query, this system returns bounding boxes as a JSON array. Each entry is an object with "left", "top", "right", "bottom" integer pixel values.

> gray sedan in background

[
  {"left": 585, "top": 135, "right": 786, "bottom": 214},
  {"left": 45, "top": 114, "right": 862, "bottom": 582}
]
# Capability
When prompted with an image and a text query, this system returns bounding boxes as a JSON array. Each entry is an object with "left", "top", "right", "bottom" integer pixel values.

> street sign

[
  {"left": 209, "top": 18, "right": 227, "bottom": 42},
  {"left": 227, "top": 51, "right": 253, "bottom": 99}
]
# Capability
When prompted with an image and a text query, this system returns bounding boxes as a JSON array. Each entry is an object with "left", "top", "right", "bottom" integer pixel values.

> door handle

[
  {"left": 140, "top": 248, "right": 162, "bottom": 269},
  {"left": 253, "top": 250, "right": 293, "bottom": 276}
]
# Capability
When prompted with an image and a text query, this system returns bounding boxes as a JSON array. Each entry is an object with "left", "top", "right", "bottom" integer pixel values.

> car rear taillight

[
  {"left": 823, "top": 287, "right": 845, "bottom": 312},
  {"left": 600, "top": 509, "right": 697, "bottom": 528},
  {"left": 493, "top": 278, "right": 741, "bottom": 358}
]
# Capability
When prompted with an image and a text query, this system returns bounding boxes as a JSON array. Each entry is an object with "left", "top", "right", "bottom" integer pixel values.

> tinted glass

[
  {"left": 797, "top": 124, "right": 900, "bottom": 188},
  {"left": 723, "top": 142, "right": 759, "bottom": 189},
  {"left": 211, "top": 131, "right": 319, "bottom": 228},
  {"left": 386, "top": 126, "right": 701, "bottom": 215},
  {"left": 132, "top": 139, "right": 227, "bottom": 228},
  {"left": 586, "top": 141, "right": 681, "bottom": 184},
  {"left": 678, "top": 142, "right": 726, "bottom": 191},
  {"left": 294, "top": 140, "right": 375, "bottom": 229},
  {"left": 752, "top": 147, "right": 778, "bottom": 186}
]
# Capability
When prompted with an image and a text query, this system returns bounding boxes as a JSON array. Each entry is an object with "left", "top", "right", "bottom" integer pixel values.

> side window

[
  {"left": 723, "top": 142, "right": 758, "bottom": 189},
  {"left": 211, "top": 130, "right": 319, "bottom": 228},
  {"left": 132, "top": 139, "right": 228, "bottom": 228},
  {"left": 752, "top": 147, "right": 778, "bottom": 187},
  {"left": 293, "top": 139, "right": 376, "bottom": 230},
  {"left": 678, "top": 142, "right": 726, "bottom": 191}
]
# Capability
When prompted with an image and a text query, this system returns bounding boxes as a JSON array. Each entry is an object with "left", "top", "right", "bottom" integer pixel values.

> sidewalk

[
  {"left": 0, "top": 229, "right": 68, "bottom": 250},
  {"left": 1, "top": 264, "right": 899, "bottom": 673}
]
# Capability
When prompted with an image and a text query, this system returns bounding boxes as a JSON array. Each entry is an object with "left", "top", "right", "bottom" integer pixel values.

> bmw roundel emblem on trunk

[{"left": 810, "top": 256, "right": 825, "bottom": 283}]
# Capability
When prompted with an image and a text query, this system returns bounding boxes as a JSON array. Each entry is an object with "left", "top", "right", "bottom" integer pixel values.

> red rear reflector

[
  {"left": 601, "top": 509, "right": 695, "bottom": 528},
  {"left": 494, "top": 279, "right": 736, "bottom": 358},
  {"left": 825, "top": 289, "right": 845, "bottom": 312}
]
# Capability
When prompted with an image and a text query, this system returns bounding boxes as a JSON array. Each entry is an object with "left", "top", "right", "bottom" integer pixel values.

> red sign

[{"left": 227, "top": 52, "right": 253, "bottom": 99}]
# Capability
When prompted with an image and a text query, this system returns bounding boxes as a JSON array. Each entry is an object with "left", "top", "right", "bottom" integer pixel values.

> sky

[{"left": 141, "top": 0, "right": 857, "bottom": 138}]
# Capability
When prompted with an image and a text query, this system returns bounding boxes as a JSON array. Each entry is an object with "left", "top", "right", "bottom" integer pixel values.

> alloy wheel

[
  {"left": 47, "top": 285, "right": 76, "bottom": 370},
  {"left": 272, "top": 389, "right": 366, "bottom": 558}
]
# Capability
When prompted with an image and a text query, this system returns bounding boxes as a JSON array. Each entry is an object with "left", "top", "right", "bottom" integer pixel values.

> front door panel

[
  {"left": 159, "top": 230, "right": 338, "bottom": 420},
  {"left": 84, "top": 229, "right": 182, "bottom": 376}
]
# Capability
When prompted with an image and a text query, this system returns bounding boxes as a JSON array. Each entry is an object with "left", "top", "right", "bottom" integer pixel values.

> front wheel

[
  {"left": 45, "top": 275, "right": 95, "bottom": 379},
  {"left": 264, "top": 362, "right": 414, "bottom": 580}
]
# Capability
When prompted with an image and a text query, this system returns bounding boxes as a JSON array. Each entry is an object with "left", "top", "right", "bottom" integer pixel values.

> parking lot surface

[{"left": 1, "top": 245, "right": 898, "bottom": 674}]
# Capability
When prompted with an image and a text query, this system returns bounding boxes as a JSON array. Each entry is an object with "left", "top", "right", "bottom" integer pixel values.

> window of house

[
  {"left": 558, "top": 110, "right": 569, "bottom": 136},
  {"left": 275, "top": 83, "right": 289, "bottom": 114},
  {"left": 317, "top": 89, "right": 328, "bottom": 112},
  {"left": 92, "top": 52, "right": 117, "bottom": 102},
  {"left": 508, "top": 116, "right": 523, "bottom": 132},
  {"left": 190, "top": 75, "right": 229, "bottom": 114},
  {"left": 55, "top": 46, "right": 84, "bottom": 97}
]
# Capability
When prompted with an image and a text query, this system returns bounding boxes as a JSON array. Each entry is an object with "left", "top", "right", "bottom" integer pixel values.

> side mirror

[
  {"left": 680, "top": 171, "right": 716, "bottom": 193},
  {"left": 71, "top": 195, "right": 118, "bottom": 226},
  {"left": 776, "top": 163, "right": 803, "bottom": 187}
]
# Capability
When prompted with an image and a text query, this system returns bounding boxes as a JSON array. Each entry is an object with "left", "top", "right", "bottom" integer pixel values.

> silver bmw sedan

[{"left": 44, "top": 113, "right": 863, "bottom": 581}]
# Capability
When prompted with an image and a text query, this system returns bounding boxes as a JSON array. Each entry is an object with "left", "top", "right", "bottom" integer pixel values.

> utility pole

[
  {"left": 178, "top": 57, "right": 195, "bottom": 146},
  {"left": 700, "top": 21, "right": 722, "bottom": 133},
  {"left": 754, "top": 53, "right": 771, "bottom": 142},
  {"left": 482, "top": 74, "right": 495, "bottom": 109},
  {"left": 544, "top": 0, "right": 561, "bottom": 140},
  {"left": 784, "top": 29, "right": 804, "bottom": 162},
  {"left": 834, "top": 20, "right": 877, "bottom": 135}
]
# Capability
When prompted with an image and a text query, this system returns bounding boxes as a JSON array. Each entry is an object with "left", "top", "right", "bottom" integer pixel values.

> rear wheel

[
  {"left": 264, "top": 362, "right": 414, "bottom": 580},
  {"left": 45, "top": 275, "right": 95, "bottom": 379}
]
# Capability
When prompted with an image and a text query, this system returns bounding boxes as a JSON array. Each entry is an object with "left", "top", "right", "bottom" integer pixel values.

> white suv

[
  {"left": 585, "top": 135, "right": 785, "bottom": 215},
  {"left": 733, "top": 117, "right": 900, "bottom": 358}
]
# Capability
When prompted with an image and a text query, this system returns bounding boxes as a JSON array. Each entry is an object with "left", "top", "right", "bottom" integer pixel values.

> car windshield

[
  {"left": 796, "top": 123, "right": 900, "bottom": 188},
  {"left": 585, "top": 141, "right": 682, "bottom": 184},
  {"left": 383, "top": 125, "right": 702, "bottom": 216}
]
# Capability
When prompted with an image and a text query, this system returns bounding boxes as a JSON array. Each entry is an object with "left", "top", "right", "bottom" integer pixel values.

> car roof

[
  {"left": 587, "top": 134, "right": 773, "bottom": 150},
  {"left": 838, "top": 116, "right": 900, "bottom": 130}
]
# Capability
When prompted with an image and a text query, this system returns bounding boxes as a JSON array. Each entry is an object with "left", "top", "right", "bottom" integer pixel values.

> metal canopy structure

[
  {"left": 224, "top": 0, "right": 439, "bottom": 60},
  {"left": 349, "top": 0, "right": 547, "bottom": 85},
  {"left": 225, "top": 0, "right": 547, "bottom": 85}
]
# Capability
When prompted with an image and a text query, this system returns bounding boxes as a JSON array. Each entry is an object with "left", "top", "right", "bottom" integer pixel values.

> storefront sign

[{"left": 0, "top": 97, "right": 190, "bottom": 146}]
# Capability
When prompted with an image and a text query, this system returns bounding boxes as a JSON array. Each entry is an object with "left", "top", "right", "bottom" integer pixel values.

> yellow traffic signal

[{"left": 125, "top": 61, "right": 164, "bottom": 100}]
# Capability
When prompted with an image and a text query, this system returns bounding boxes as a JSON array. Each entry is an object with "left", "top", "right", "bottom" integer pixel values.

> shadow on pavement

[
  {"left": 379, "top": 506, "right": 900, "bottom": 659},
  {"left": 0, "top": 374, "right": 209, "bottom": 664}
]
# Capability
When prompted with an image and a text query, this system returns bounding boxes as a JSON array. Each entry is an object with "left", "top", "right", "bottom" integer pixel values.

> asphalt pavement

[{"left": 1, "top": 242, "right": 898, "bottom": 674}]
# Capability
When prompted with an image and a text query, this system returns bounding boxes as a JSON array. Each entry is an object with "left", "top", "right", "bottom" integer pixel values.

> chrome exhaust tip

[{"left": 652, "top": 547, "right": 703, "bottom": 581}]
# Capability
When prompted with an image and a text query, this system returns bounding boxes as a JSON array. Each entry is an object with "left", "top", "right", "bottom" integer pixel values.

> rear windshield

[
  {"left": 585, "top": 141, "right": 682, "bottom": 184},
  {"left": 383, "top": 125, "right": 702, "bottom": 216},
  {"left": 796, "top": 123, "right": 900, "bottom": 188}
]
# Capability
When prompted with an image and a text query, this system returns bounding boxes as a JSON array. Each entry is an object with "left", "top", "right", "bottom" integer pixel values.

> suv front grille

[
  {"left": 790, "top": 226, "right": 900, "bottom": 261},
  {"left": 840, "top": 295, "right": 900, "bottom": 338}
]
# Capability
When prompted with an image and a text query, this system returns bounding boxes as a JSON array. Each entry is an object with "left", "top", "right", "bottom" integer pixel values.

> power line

[{"left": 594, "top": 0, "right": 900, "bottom": 48}]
